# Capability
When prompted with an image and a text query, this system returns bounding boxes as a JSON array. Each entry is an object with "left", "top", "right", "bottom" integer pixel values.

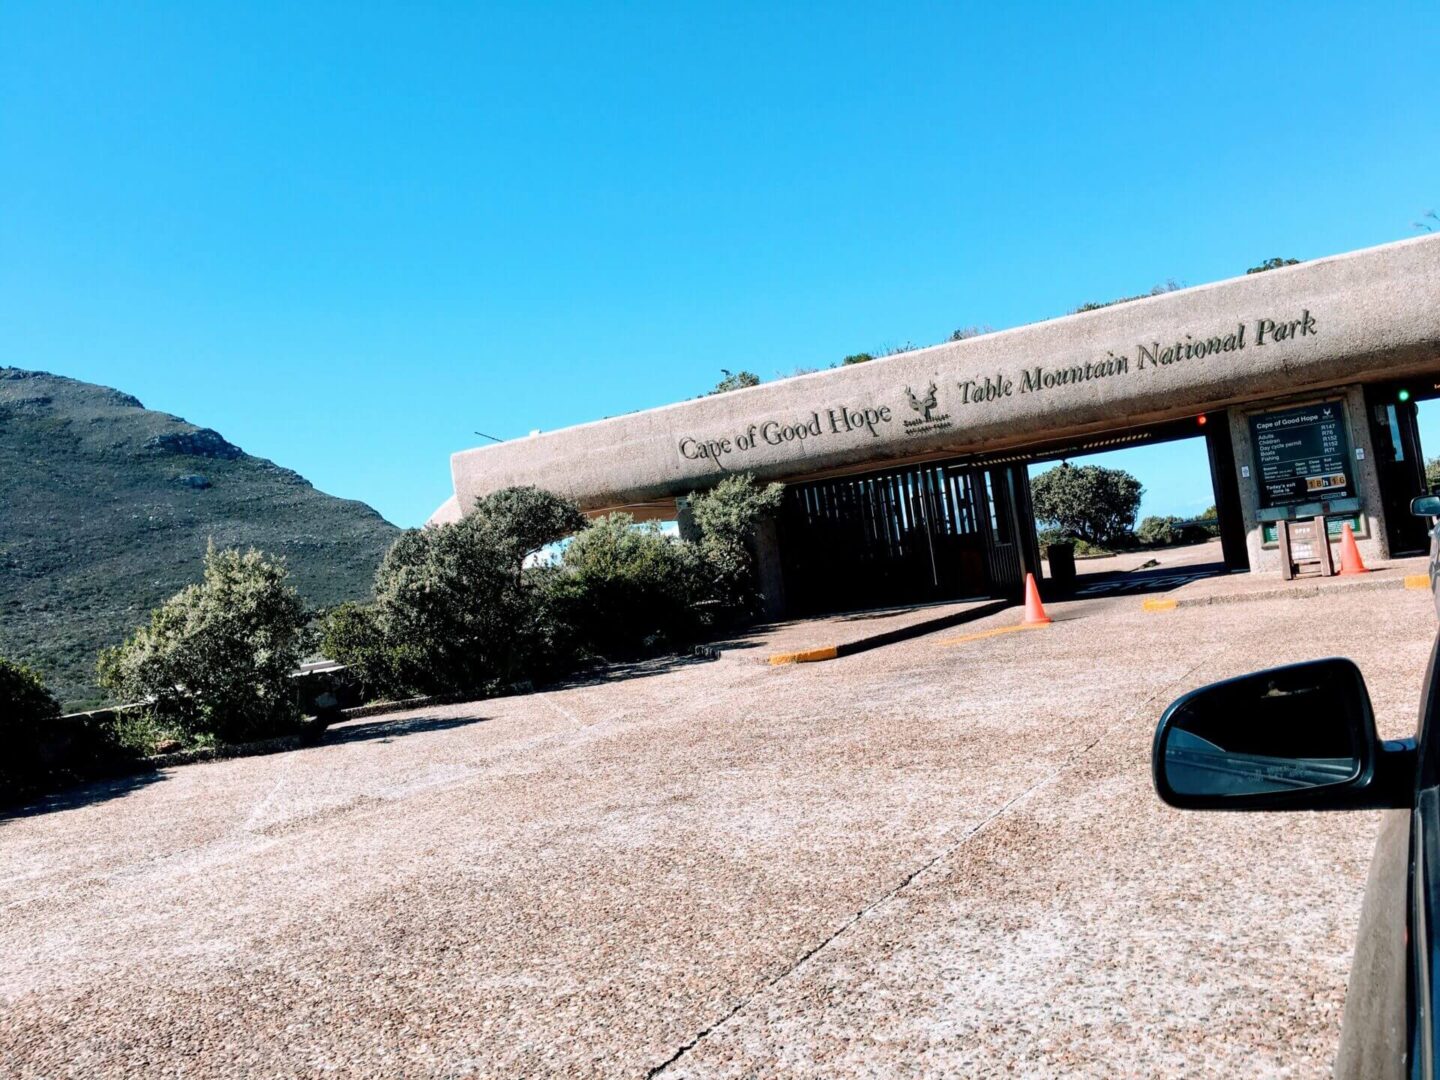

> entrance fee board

[{"left": 1248, "top": 401, "right": 1353, "bottom": 510}]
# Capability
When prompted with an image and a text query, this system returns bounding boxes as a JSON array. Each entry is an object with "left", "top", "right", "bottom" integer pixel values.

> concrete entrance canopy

[{"left": 443, "top": 235, "right": 1440, "bottom": 530}]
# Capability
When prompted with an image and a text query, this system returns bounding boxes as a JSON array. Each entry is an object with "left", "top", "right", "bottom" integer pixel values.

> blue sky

[{"left": 3, "top": 3, "right": 1437, "bottom": 527}]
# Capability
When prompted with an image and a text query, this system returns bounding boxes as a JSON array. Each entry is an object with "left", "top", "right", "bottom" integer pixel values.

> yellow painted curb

[
  {"left": 769, "top": 645, "right": 839, "bottom": 665},
  {"left": 1406, "top": 574, "right": 1431, "bottom": 591},
  {"left": 1143, "top": 598, "right": 1179, "bottom": 612},
  {"left": 937, "top": 623, "right": 1050, "bottom": 647}
]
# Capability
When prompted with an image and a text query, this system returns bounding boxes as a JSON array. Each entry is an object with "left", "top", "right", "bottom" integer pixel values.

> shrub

[
  {"left": 1246, "top": 257, "right": 1301, "bottom": 274},
  {"left": 319, "top": 602, "right": 404, "bottom": 700},
  {"left": 687, "top": 473, "right": 785, "bottom": 620},
  {"left": 0, "top": 658, "right": 62, "bottom": 797},
  {"left": 326, "top": 488, "right": 586, "bottom": 698},
  {"left": 1136, "top": 515, "right": 1180, "bottom": 546},
  {"left": 707, "top": 369, "right": 761, "bottom": 395},
  {"left": 0, "top": 660, "right": 164, "bottom": 801},
  {"left": 324, "top": 481, "right": 788, "bottom": 703},
  {"left": 553, "top": 515, "right": 704, "bottom": 659},
  {"left": 97, "top": 544, "right": 308, "bottom": 744}
]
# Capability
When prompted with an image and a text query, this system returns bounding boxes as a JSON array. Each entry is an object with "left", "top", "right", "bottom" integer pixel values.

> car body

[{"left": 1152, "top": 495, "right": 1440, "bottom": 1079}]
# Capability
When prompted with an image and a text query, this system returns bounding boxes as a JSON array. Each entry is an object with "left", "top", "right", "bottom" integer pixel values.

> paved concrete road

[{"left": 2, "top": 587, "right": 1433, "bottom": 1077}]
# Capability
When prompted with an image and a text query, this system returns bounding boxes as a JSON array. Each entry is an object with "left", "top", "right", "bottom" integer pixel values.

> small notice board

[{"left": 1277, "top": 515, "right": 1335, "bottom": 580}]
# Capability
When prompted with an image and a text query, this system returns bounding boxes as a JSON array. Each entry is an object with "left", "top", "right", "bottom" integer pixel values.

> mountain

[{"left": 0, "top": 367, "right": 400, "bottom": 708}]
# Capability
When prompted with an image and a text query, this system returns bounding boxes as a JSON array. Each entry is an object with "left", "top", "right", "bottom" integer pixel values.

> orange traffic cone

[
  {"left": 1336, "top": 522, "right": 1369, "bottom": 576},
  {"left": 1022, "top": 572, "right": 1053, "bottom": 625}
]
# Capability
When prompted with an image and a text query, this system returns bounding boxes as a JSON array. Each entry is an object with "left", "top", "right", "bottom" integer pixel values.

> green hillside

[{"left": 0, "top": 367, "right": 400, "bottom": 708}]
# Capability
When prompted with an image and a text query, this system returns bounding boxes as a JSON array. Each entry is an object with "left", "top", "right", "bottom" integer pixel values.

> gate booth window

[{"left": 777, "top": 461, "right": 1036, "bottom": 616}]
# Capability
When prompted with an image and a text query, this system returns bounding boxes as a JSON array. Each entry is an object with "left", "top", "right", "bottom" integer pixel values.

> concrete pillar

[{"left": 749, "top": 517, "right": 788, "bottom": 621}]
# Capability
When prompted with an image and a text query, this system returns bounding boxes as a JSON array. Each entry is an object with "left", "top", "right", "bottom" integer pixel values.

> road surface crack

[{"left": 646, "top": 647, "right": 1230, "bottom": 1077}]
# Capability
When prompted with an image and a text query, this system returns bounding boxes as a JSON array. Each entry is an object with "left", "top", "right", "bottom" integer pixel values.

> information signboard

[{"left": 1248, "top": 402, "right": 1353, "bottom": 510}]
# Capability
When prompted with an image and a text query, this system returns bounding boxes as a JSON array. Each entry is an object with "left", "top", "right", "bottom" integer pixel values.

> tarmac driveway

[{"left": 2, "top": 586, "right": 1433, "bottom": 1077}]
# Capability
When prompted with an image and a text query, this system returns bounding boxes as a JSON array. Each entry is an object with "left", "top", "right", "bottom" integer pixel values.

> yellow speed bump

[
  {"left": 1406, "top": 574, "right": 1431, "bottom": 590},
  {"left": 769, "top": 645, "right": 839, "bottom": 665},
  {"left": 1143, "top": 598, "right": 1179, "bottom": 612},
  {"left": 936, "top": 623, "right": 1050, "bottom": 647}
]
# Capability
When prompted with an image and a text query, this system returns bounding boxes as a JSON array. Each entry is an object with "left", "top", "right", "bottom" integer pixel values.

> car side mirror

[
  {"left": 1413, "top": 495, "right": 1440, "bottom": 517},
  {"left": 1152, "top": 658, "right": 1413, "bottom": 811}
]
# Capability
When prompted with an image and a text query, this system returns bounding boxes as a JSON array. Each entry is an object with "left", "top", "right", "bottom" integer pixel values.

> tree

[
  {"left": 319, "top": 601, "right": 403, "bottom": 699},
  {"left": 0, "top": 657, "right": 61, "bottom": 796},
  {"left": 687, "top": 473, "right": 785, "bottom": 618},
  {"left": 1135, "top": 515, "right": 1181, "bottom": 546},
  {"left": 1031, "top": 463, "right": 1144, "bottom": 547},
  {"left": 1246, "top": 257, "right": 1301, "bottom": 274},
  {"left": 1426, "top": 457, "right": 1440, "bottom": 494},
  {"left": 97, "top": 545, "right": 308, "bottom": 744},
  {"left": 707, "top": 369, "right": 761, "bottom": 395},
  {"left": 552, "top": 515, "right": 705, "bottom": 658},
  {"left": 470, "top": 485, "right": 587, "bottom": 583},
  {"left": 326, "top": 488, "right": 585, "bottom": 698}
]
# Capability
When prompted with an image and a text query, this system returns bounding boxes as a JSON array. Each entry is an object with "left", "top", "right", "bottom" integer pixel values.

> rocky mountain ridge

[{"left": 0, "top": 367, "right": 399, "bottom": 707}]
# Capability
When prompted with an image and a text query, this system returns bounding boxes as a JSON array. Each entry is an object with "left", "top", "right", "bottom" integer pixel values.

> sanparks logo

[{"left": 674, "top": 310, "right": 1318, "bottom": 463}]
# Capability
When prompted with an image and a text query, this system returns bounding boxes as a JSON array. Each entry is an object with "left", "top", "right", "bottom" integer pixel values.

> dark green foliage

[
  {"left": 326, "top": 488, "right": 585, "bottom": 698},
  {"left": 97, "top": 545, "right": 309, "bottom": 744},
  {"left": 326, "top": 479, "right": 785, "bottom": 702},
  {"left": 1246, "top": 257, "right": 1301, "bottom": 274},
  {"left": 0, "top": 367, "right": 397, "bottom": 708},
  {"left": 470, "top": 486, "right": 587, "bottom": 579},
  {"left": 1031, "top": 463, "right": 1144, "bottom": 547},
  {"left": 687, "top": 474, "right": 785, "bottom": 620},
  {"left": 1136, "top": 515, "right": 1182, "bottom": 546},
  {"left": 0, "top": 658, "right": 152, "bottom": 800},
  {"left": 1137, "top": 513, "right": 1219, "bottom": 547},
  {"left": 319, "top": 602, "right": 404, "bottom": 700},
  {"left": 841, "top": 353, "right": 874, "bottom": 365},
  {"left": 0, "top": 656, "right": 57, "bottom": 725},
  {"left": 1037, "top": 525, "right": 1067, "bottom": 548},
  {"left": 0, "top": 657, "right": 60, "bottom": 796},
  {"left": 707, "top": 369, "right": 762, "bottom": 395},
  {"left": 551, "top": 475, "right": 782, "bottom": 656},
  {"left": 552, "top": 515, "right": 705, "bottom": 659},
  {"left": 1425, "top": 457, "right": 1440, "bottom": 493}
]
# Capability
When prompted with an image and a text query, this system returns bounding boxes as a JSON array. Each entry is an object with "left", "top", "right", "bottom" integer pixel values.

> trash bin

[{"left": 1046, "top": 542, "right": 1076, "bottom": 588}]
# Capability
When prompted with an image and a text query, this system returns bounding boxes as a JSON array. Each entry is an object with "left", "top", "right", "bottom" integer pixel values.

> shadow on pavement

[
  {"left": 1062, "top": 560, "right": 1232, "bottom": 599},
  {"left": 324, "top": 713, "right": 488, "bottom": 745},
  {"left": 1, "top": 769, "right": 167, "bottom": 821},
  {"left": 548, "top": 651, "right": 720, "bottom": 692}
]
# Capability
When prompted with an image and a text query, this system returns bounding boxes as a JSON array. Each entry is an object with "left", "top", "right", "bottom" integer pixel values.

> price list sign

[{"left": 1248, "top": 401, "right": 1353, "bottom": 509}]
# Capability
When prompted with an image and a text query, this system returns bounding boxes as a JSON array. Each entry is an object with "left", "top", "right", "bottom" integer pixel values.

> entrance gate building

[
  {"left": 433, "top": 235, "right": 1440, "bottom": 619},
  {"left": 777, "top": 460, "right": 1038, "bottom": 615}
]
